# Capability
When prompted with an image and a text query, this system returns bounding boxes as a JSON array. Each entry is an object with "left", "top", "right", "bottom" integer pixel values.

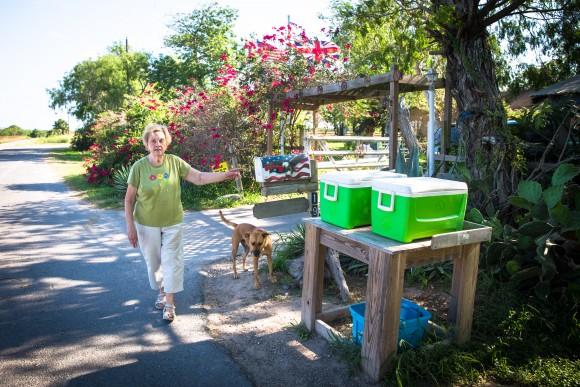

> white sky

[{"left": 0, "top": 0, "right": 332, "bottom": 130}]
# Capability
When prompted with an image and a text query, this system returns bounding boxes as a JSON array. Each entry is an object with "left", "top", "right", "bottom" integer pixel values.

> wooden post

[
  {"left": 231, "top": 155, "right": 243, "bottom": 193},
  {"left": 228, "top": 144, "right": 243, "bottom": 193},
  {"left": 312, "top": 108, "right": 319, "bottom": 135},
  {"left": 389, "top": 67, "right": 400, "bottom": 169},
  {"left": 361, "top": 249, "right": 406, "bottom": 382},
  {"left": 301, "top": 223, "right": 326, "bottom": 331},
  {"left": 449, "top": 243, "right": 480, "bottom": 344},
  {"left": 442, "top": 75, "right": 452, "bottom": 173},
  {"left": 267, "top": 102, "right": 274, "bottom": 155},
  {"left": 325, "top": 249, "right": 351, "bottom": 302}
]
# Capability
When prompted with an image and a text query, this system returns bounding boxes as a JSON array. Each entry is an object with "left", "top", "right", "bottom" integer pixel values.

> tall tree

[
  {"left": 48, "top": 43, "right": 150, "bottom": 124},
  {"left": 147, "top": 54, "right": 189, "bottom": 98},
  {"left": 51, "top": 118, "right": 69, "bottom": 135},
  {"left": 164, "top": 3, "right": 240, "bottom": 87},
  {"left": 329, "top": 0, "right": 574, "bottom": 209}
]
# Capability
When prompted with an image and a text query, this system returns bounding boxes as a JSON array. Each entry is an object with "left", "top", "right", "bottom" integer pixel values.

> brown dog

[{"left": 219, "top": 210, "right": 275, "bottom": 289}]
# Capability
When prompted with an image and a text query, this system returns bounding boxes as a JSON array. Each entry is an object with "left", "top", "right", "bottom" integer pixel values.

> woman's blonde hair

[{"left": 142, "top": 123, "right": 172, "bottom": 146}]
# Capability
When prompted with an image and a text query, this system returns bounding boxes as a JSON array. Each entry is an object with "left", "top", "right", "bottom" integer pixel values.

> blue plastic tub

[{"left": 349, "top": 299, "right": 431, "bottom": 348}]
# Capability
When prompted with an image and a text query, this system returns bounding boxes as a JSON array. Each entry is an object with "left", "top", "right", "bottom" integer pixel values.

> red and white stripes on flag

[{"left": 293, "top": 39, "right": 340, "bottom": 63}]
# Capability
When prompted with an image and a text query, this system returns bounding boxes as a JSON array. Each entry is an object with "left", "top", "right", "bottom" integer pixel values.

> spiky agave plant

[{"left": 112, "top": 164, "right": 131, "bottom": 197}]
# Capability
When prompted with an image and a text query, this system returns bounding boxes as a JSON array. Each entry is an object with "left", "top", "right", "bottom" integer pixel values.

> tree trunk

[{"left": 443, "top": 30, "right": 516, "bottom": 211}]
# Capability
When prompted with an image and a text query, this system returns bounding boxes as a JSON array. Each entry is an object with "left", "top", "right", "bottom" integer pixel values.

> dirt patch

[
  {"left": 0, "top": 136, "right": 27, "bottom": 144},
  {"left": 202, "top": 258, "right": 378, "bottom": 386},
  {"left": 202, "top": 257, "right": 451, "bottom": 386}
]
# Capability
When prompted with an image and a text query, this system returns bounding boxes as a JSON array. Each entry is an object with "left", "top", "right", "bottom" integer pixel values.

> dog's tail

[{"left": 218, "top": 210, "right": 238, "bottom": 228}]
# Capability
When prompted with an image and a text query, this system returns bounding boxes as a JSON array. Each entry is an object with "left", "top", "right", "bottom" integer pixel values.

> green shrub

[
  {"left": 29, "top": 129, "right": 47, "bottom": 138},
  {"left": 472, "top": 163, "right": 580, "bottom": 302},
  {"left": 0, "top": 125, "right": 28, "bottom": 136},
  {"left": 70, "top": 126, "right": 96, "bottom": 151},
  {"left": 273, "top": 224, "right": 305, "bottom": 273},
  {"left": 387, "top": 276, "right": 580, "bottom": 386}
]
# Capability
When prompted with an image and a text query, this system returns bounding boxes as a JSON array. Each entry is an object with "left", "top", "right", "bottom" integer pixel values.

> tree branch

[
  {"left": 483, "top": 0, "right": 527, "bottom": 27},
  {"left": 480, "top": 0, "right": 507, "bottom": 18}
]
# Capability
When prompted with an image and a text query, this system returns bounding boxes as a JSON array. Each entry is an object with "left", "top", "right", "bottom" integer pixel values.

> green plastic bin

[
  {"left": 371, "top": 177, "right": 468, "bottom": 242},
  {"left": 320, "top": 170, "right": 406, "bottom": 229}
]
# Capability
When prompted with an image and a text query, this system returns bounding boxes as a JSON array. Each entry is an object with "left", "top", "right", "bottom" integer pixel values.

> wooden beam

[
  {"left": 301, "top": 223, "right": 327, "bottom": 331},
  {"left": 306, "top": 135, "right": 389, "bottom": 141},
  {"left": 325, "top": 248, "right": 352, "bottom": 302},
  {"left": 261, "top": 181, "right": 319, "bottom": 196},
  {"left": 449, "top": 243, "right": 480, "bottom": 344},
  {"left": 389, "top": 67, "right": 400, "bottom": 169},
  {"left": 252, "top": 198, "right": 309, "bottom": 218},
  {"left": 286, "top": 73, "right": 395, "bottom": 99},
  {"left": 361, "top": 249, "right": 406, "bottom": 381},
  {"left": 316, "top": 161, "right": 389, "bottom": 170},
  {"left": 267, "top": 102, "right": 273, "bottom": 155},
  {"left": 443, "top": 76, "right": 452, "bottom": 156},
  {"left": 320, "top": 230, "right": 369, "bottom": 263},
  {"left": 315, "top": 319, "right": 346, "bottom": 342},
  {"left": 308, "top": 150, "right": 390, "bottom": 156},
  {"left": 405, "top": 246, "right": 462, "bottom": 268},
  {"left": 312, "top": 108, "right": 319, "bottom": 135},
  {"left": 316, "top": 305, "right": 352, "bottom": 322},
  {"left": 430, "top": 222, "right": 492, "bottom": 250},
  {"left": 433, "top": 154, "right": 465, "bottom": 162}
]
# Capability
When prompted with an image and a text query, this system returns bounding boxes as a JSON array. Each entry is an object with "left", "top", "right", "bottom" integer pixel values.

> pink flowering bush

[
  {"left": 83, "top": 86, "right": 169, "bottom": 184},
  {"left": 229, "top": 23, "right": 348, "bottom": 150},
  {"left": 168, "top": 86, "right": 261, "bottom": 173},
  {"left": 83, "top": 25, "right": 351, "bottom": 188}
]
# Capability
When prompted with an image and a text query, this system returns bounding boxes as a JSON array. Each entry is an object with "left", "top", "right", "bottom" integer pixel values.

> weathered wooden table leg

[
  {"left": 449, "top": 243, "right": 480, "bottom": 344},
  {"left": 301, "top": 223, "right": 326, "bottom": 331},
  {"left": 361, "top": 249, "right": 406, "bottom": 382}
]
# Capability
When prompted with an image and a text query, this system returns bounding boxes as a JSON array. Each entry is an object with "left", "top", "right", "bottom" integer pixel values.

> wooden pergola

[{"left": 268, "top": 68, "right": 453, "bottom": 169}]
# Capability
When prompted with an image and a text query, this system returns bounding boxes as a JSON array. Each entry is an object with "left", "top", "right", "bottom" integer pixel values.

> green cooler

[
  {"left": 320, "top": 171, "right": 406, "bottom": 229},
  {"left": 371, "top": 177, "right": 468, "bottom": 242}
]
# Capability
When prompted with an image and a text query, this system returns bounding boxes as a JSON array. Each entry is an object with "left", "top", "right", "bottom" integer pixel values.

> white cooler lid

[
  {"left": 372, "top": 177, "right": 468, "bottom": 196},
  {"left": 321, "top": 170, "right": 406, "bottom": 187}
]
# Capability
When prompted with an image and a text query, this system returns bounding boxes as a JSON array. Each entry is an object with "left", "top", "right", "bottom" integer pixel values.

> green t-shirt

[{"left": 127, "top": 154, "right": 192, "bottom": 227}]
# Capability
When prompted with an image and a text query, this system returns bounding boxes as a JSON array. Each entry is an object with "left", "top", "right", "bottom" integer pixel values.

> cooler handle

[
  {"left": 377, "top": 190, "right": 395, "bottom": 212},
  {"left": 323, "top": 183, "right": 338, "bottom": 201},
  {"left": 416, "top": 214, "right": 460, "bottom": 222}
]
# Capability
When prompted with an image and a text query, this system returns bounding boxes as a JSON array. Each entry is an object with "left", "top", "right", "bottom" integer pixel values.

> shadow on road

[
  {"left": 63, "top": 341, "right": 252, "bottom": 387},
  {"left": 5, "top": 182, "right": 69, "bottom": 192},
  {"left": 0, "top": 147, "right": 57, "bottom": 162}
]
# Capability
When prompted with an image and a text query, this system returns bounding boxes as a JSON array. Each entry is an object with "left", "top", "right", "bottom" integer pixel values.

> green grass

[
  {"left": 382, "top": 274, "right": 580, "bottom": 386},
  {"left": 50, "top": 149, "right": 123, "bottom": 209},
  {"left": 328, "top": 333, "right": 362, "bottom": 375},
  {"left": 51, "top": 148, "right": 90, "bottom": 162},
  {"left": 64, "top": 174, "right": 122, "bottom": 208},
  {"left": 286, "top": 320, "right": 312, "bottom": 341},
  {"left": 33, "top": 134, "right": 72, "bottom": 144}
]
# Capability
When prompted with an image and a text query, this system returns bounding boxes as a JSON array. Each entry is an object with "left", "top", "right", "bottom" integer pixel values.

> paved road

[{"left": 0, "top": 141, "right": 307, "bottom": 386}]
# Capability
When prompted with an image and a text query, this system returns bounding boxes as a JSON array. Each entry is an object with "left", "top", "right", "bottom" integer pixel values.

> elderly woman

[{"left": 125, "top": 123, "right": 240, "bottom": 322}]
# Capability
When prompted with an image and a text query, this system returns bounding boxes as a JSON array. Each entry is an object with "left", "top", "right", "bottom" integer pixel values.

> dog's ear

[{"left": 262, "top": 231, "right": 270, "bottom": 238}]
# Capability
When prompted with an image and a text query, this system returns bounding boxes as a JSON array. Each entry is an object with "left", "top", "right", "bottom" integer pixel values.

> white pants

[{"left": 135, "top": 222, "right": 184, "bottom": 294}]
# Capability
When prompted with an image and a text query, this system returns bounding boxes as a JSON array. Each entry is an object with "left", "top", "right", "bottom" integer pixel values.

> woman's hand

[
  {"left": 224, "top": 168, "right": 241, "bottom": 180},
  {"left": 127, "top": 224, "right": 138, "bottom": 248}
]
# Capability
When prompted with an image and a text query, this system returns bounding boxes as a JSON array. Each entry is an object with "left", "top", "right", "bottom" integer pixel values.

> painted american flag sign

[
  {"left": 254, "top": 154, "right": 311, "bottom": 183},
  {"left": 293, "top": 39, "right": 340, "bottom": 63}
]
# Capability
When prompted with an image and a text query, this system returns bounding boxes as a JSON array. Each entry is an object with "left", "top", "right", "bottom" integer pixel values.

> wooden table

[{"left": 300, "top": 218, "right": 492, "bottom": 382}]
